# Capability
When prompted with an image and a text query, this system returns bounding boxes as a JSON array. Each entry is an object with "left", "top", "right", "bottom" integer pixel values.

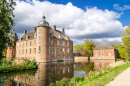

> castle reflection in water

[{"left": 1, "top": 60, "right": 115, "bottom": 86}]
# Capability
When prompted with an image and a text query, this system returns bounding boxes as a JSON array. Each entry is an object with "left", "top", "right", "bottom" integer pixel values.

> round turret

[{"left": 38, "top": 15, "right": 49, "bottom": 26}]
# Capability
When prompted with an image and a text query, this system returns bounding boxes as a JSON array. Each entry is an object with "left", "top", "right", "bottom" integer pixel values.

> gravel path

[{"left": 106, "top": 67, "right": 130, "bottom": 86}]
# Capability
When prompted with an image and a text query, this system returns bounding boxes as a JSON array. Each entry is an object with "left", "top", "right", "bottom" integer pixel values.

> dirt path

[{"left": 106, "top": 67, "right": 130, "bottom": 86}]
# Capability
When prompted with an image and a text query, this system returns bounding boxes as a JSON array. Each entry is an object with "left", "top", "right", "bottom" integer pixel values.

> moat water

[{"left": 0, "top": 60, "right": 115, "bottom": 86}]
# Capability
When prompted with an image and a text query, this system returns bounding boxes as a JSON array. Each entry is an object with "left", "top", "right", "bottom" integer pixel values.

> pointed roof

[
  {"left": 9, "top": 29, "right": 17, "bottom": 37},
  {"left": 94, "top": 42, "right": 116, "bottom": 50}
]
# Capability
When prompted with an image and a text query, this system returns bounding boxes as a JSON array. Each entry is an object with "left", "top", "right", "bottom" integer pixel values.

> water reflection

[
  {"left": 93, "top": 60, "right": 115, "bottom": 70},
  {"left": 0, "top": 60, "right": 116, "bottom": 86}
]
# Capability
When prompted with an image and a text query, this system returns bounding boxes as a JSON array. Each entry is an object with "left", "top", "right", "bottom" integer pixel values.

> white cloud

[
  {"left": 13, "top": 0, "right": 124, "bottom": 44},
  {"left": 113, "top": 4, "right": 130, "bottom": 11}
]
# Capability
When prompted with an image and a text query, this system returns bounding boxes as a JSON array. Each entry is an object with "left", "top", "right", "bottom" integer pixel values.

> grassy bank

[
  {"left": 77, "top": 62, "right": 130, "bottom": 86},
  {"left": 50, "top": 62, "right": 130, "bottom": 86},
  {"left": 0, "top": 58, "right": 38, "bottom": 73}
]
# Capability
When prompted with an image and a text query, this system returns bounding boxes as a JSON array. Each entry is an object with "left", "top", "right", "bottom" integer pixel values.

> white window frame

[
  {"left": 57, "top": 40, "right": 59, "bottom": 46},
  {"left": 63, "top": 41, "right": 64, "bottom": 46},
  {"left": 67, "top": 42, "right": 69, "bottom": 47},
  {"left": 63, "top": 48, "right": 65, "bottom": 54},
  {"left": 51, "top": 39, "right": 53, "bottom": 45},
  {"left": 39, "top": 28, "right": 41, "bottom": 34},
  {"left": 67, "top": 48, "right": 69, "bottom": 54},
  {"left": 39, "top": 36, "right": 41, "bottom": 44}
]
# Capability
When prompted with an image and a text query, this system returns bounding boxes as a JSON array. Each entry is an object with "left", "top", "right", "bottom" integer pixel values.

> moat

[{"left": 0, "top": 60, "right": 115, "bottom": 86}]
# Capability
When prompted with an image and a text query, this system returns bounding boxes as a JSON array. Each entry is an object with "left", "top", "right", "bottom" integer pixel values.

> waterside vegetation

[
  {"left": 50, "top": 62, "right": 130, "bottom": 86},
  {"left": 0, "top": 58, "right": 38, "bottom": 73}
]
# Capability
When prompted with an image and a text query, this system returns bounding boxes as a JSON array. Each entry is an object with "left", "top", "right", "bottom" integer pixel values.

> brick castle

[{"left": 7, "top": 15, "right": 73, "bottom": 62}]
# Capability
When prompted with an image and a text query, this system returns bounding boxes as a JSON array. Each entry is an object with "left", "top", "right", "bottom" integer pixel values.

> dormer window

[
  {"left": 34, "top": 33, "right": 37, "bottom": 38},
  {"left": 66, "top": 37, "right": 69, "bottom": 40},
  {"left": 12, "top": 38, "right": 14, "bottom": 42},
  {"left": 19, "top": 38, "right": 22, "bottom": 41},
  {"left": 26, "top": 36, "right": 28, "bottom": 40},
  {"left": 59, "top": 35, "right": 62, "bottom": 39}
]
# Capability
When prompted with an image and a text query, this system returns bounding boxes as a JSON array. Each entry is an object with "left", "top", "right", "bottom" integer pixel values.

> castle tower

[
  {"left": 36, "top": 15, "right": 51, "bottom": 62},
  {"left": 7, "top": 29, "right": 18, "bottom": 60}
]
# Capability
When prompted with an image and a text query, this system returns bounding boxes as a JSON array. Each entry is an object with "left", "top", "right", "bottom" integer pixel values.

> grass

[
  {"left": 0, "top": 58, "right": 38, "bottom": 73},
  {"left": 77, "top": 62, "right": 130, "bottom": 86}
]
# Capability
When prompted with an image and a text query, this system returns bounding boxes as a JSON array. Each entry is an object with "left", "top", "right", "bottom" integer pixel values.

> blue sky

[{"left": 14, "top": 0, "right": 130, "bottom": 45}]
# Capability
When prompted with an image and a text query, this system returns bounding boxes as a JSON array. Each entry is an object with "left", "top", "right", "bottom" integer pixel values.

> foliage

[
  {"left": 0, "top": 58, "right": 38, "bottom": 73},
  {"left": 50, "top": 76, "right": 85, "bottom": 86},
  {"left": 122, "top": 25, "right": 130, "bottom": 60},
  {"left": 111, "top": 43, "right": 126, "bottom": 58},
  {"left": 74, "top": 39, "right": 96, "bottom": 56},
  {"left": 0, "top": 0, "right": 16, "bottom": 59}
]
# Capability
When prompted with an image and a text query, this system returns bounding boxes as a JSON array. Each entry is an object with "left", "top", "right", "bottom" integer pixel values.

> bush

[{"left": 0, "top": 58, "right": 38, "bottom": 73}]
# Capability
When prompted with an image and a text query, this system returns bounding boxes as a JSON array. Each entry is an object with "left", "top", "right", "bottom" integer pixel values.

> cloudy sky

[{"left": 13, "top": 0, "right": 130, "bottom": 45}]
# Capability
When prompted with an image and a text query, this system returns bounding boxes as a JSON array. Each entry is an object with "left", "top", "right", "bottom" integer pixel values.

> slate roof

[
  {"left": 73, "top": 49, "right": 80, "bottom": 53},
  {"left": 94, "top": 42, "right": 116, "bottom": 50},
  {"left": 17, "top": 28, "right": 72, "bottom": 42}
]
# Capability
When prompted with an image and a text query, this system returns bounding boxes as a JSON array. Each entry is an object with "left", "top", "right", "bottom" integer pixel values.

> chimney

[
  {"left": 33, "top": 27, "right": 36, "bottom": 32},
  {"left": 62, "top": 28, "right": 65, "bottom": 33},
  {"left": 53, "top": 25, "right": 56, "bottom": 30},
  {"left": 24, "top": 30, "right": 27, "bottom": 34}
]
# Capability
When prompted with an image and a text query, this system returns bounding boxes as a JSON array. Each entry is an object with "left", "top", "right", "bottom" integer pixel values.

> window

[
  {"left": 22, "top": 49, "right": 24, "bottom": 55},
  {"left": 12, "top": 50, "right": 13, "bottom": 55},
  {"left": 39, "top": 36, "right": 41, "bottom": 44},
  {"left": 67, "top": 42, "right": 69, "bottom": 47},
  {"left": 63, "top": 41, "right": 64, "bottom": 46},
  {"left": 34, "top": 33, "right": 37, "bottom": 38},
  {"left": 101, "top": 52, "right": 103, "bottom": 56},
  {"left": 109, "top": 51, "right": 111, "bottom": 56},
  {"left": 39, "top": 28, "right": 41, "bottom": 34},
  {"left": 39, "top": 46, "right": 41, "bottom": 53},
  {"left": 49, "top": 37, "right": 50, "bottom": 44},
  {"left": 96, "top": 52, "right": 98, "bottom": 56},
  {"left": 102, "top": 63, "right": 104, "bottom": 67},
  {"left": 38, "top": 71, "right": 40, "bottom": 80},
  {"left": 51, "top": 48, "right": 53, "bottom": 54},
  {"left": 63, "top": 48, "right": 65, "bottom": 54},
  {"left": 34, "top": 40, "right": 36, "bottom": 46},
  {"left": 26, "top": 42, "right": 27, "bottom": 46},
  {"left": 57, "top": 40, "right": 59, "bottom": 46},
  {"left": 30, "top": 41, "right": 31, "bottom": 46},
  {"left": 26, "top": 36, "right": 28, "bottom": 40},
  {"left": 68, "top": 67, "right": 70, "bottom": 73},
  {"left": 57, "top": 68, "right": 60, "bottom": 74},
  {"left": 33, "top": 79, "right": 35, "bottom": 84},
  {"left": 30, "top": 48, "right": 31, "bottom": 54},
  {"left": 67, "top": 48, "right": 69, "bottom": 54},
  {"left": 12, "top": 38, "right": 14, "bottom": 42},
  {"left": 51, "top": 39, "right": 53, "bottom": 45},
  {"left": 57, "top": 48, "right": 59, "bottom": 54},
  {"left": 66, "top": 37, "right": 69, "bottom": 40},
  {"left": 34, "top": 48, "right": 36, "bottom": 54},
  {"left": 23, "top": 42, "right": 24, "bottom": 47},
  {"left": 19, "top": 50, "right": 20, "bottom": 55},
  {"left": 51, "top": 33, "right": 53, "bottom": 37},
  {"left": 26, "top": 49, "right": 27, "bottom": 54},
  {"left": 59, "top": 35, "right": 62, "bottom": 39},
  {"left": 97, "top": 63, "right": 99, "bottom": 67},
  {"left": 63, "top": 68, "right": 65, "bottom": 74}
]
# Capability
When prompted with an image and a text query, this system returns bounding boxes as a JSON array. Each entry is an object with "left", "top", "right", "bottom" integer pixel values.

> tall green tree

[
  {"left": 122, "top": 25, "right": 130, "bottom": 60},
  {"left": 83, "top": 39, "right": 95, "bottom": 57},
  {"left": 111, "top": 43, "right": 126, "bottom": 58},
  {"left": 0, "top": 0, "right": 16, "bottom": 59}
]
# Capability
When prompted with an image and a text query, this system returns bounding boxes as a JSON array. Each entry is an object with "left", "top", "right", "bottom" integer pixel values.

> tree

[
  {"left": 0, "top": 0, "right": 16, "bottom": 59},
  {"left": 111, "top": 43, "right": 126, "bottom": 59},
  {"left": 83, "top": 39, "right": 95, "bottom": 57},
  {"left": 122, "top": 25, "right": 130, "bottom": 60}
]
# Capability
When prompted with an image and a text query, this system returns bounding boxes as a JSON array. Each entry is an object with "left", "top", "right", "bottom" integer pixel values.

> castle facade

[{"left": 7, "top": 15, "right": 73, "bottom": 62}]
